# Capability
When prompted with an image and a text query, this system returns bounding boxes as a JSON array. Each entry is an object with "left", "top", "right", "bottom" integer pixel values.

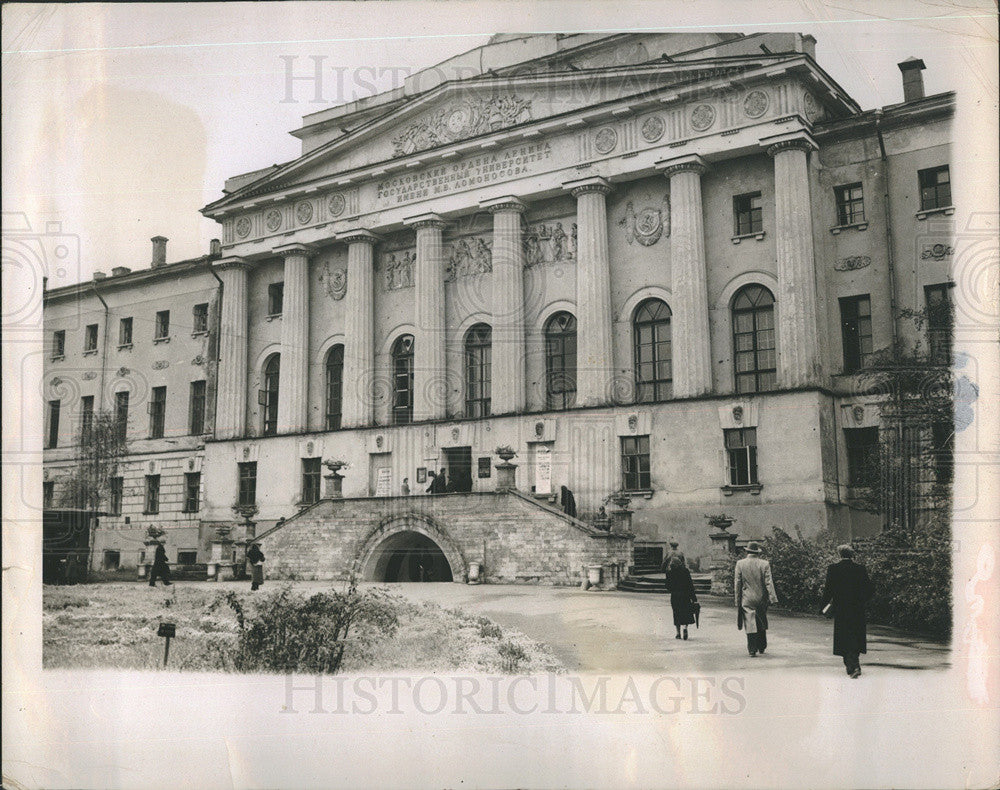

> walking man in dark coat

[
  {"left": 822, "top": 544, "right": 874, "bottom": 678},
  {"left": 665, "top": 560, "right": 698, "bottom": 641},
  {"left": 148, "top": 543, "right": 172, "bottom": 587}
]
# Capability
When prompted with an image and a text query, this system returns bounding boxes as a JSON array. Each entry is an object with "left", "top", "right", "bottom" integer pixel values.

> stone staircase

[{"left": 618, "top": 570, "right": 713, "bottom": 595}]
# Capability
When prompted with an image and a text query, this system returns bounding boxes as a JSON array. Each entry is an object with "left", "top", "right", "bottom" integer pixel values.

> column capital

[
  {"left": 761, "top": 130, "right": 818, "bottom": 157},
  {"left": 212, "top": 256, "right": 250, "bottom": 272},
  {"left": 480, "top": 195, "right": 527, "bottom": 214},
  {"left": 563, "top": 176, "right": 612, "bottom": 197},
  {"left": 655, "top": 153, "right": 708, "bottom": 178},
  {"left": 403, "top": 212, "right": 447, "bottom": 230},
  {"left": 339, "top": 229, "right": 380, "bottom": 246},
  {"left": 272, "top": 243, "right": 314, "bottom": 259}
]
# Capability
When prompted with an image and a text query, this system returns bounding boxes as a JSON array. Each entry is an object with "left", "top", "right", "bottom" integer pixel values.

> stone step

[{"left": 617, "top": 574, "right": 712, "bottom": 594}]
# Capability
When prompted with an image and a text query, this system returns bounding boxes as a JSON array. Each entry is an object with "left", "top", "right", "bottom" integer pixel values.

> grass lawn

[{"left": 43, "top": 581, "right": 563, "bottom": 674}]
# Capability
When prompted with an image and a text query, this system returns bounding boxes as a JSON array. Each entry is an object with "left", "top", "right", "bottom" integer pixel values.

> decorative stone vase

[
  {"left": 496, "top": 447, "right": 516, "bottom": 462},
  {"left": 323, "top": 459, "right": 347, "bottom": 498},
  {"left": 468, "top": 561, "right": 482, "bottom": 584},
  {"left": 587, "top": 564, "right": 603, "bottom": 588}
]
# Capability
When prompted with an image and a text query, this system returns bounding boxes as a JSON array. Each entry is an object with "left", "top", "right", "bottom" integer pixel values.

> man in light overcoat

[{"left": 734, "top": 542, "right": 778, "bottom": 656}]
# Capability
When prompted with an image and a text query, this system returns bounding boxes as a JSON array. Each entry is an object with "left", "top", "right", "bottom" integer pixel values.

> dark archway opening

[{"left": 371, "top": 531, "right": 454, "bottom": 582}]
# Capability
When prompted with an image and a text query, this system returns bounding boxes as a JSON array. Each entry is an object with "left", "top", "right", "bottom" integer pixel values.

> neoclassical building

[{"left": 42, "top": 32, "right": 954, "bottom": 581}]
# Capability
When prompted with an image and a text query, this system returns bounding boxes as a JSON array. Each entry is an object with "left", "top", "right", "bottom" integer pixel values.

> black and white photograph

[{"left": 3, "top": 2, "right": 998, "bottom": 788}]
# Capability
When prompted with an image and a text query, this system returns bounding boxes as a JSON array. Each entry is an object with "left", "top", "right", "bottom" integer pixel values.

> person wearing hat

[
  {"left": 659, "top": 540, "right": 686, "bottom": 574},
  {"left": 821, "top": 544, "right": 874, "bottom": 678},
  {"left": 734, "top": 542, "right": 778, "bottom": 656}
]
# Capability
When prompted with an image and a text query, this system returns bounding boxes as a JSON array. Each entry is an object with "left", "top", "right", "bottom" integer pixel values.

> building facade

[{"left": 42, "top": 32, "right": 954, "bottom": 578}]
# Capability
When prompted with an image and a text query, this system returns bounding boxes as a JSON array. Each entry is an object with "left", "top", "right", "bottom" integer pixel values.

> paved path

[{"left": 256, "top": 580, "right": 949, "bottom": 674}]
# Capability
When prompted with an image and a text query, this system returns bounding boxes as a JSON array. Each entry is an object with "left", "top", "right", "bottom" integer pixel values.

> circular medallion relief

[
  {"left": 446, "top": 106, "right": 472, "bottom": 135},
  {"left": 690, "top": 104, "right": 716, "bottom": 132},
  {"left": 235, "top": 217, "right": 252, "bottom": 238},
  {"left": 295, "top": 201, "right": 313, "bottom": 225},
  {"left": 640, "top": 114, "right": 666, "bottom": 143},
  {"left": 743, "top": 90, "right": 769, "bottom": 119},
  {"left": 264, "top": 209, "right": 282, "bottom": 232},
  {"left": 328, "top": 193, "right": 346, "bottom": 217},
  {"left": 803, "top": 93, "right": 825, "bottom": 123},
  {"left": 594, "top": 126, "right": 618, "bottom": 154}
]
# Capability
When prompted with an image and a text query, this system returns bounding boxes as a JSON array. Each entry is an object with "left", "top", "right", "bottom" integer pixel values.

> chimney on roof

[
  {"left": 93, "top": 271, "right": 107, "bottom": 280},
  {"left": 112, "top": 266, "right": 132, "bottom": 277},
  {"left": 209, "top": 238, "right": 222, "bottom": 257},
  {"left": 151, "top": 236, "right": 168, "bottom": 268},
  {"left": 898, "top": 57, "right": 926, "bottom": 103}
]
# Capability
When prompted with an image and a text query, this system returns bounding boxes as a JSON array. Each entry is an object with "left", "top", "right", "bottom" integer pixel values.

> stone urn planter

[
  {"left": 495, "top": 445, "right": 516, "bottom": 462},
  {"left": 468, "top": 561, "right": 482, "bottom": 584},
  {"left": 323, "top": 459, "right": 348, "bottom": 498},
  {"left": 586, "top": 564, "right": 603, "bottom": 588}
]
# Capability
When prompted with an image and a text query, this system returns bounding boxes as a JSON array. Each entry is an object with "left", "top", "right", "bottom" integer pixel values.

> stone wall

[{"left": 258, "top": 490, "right": 632, "bottom": 586}]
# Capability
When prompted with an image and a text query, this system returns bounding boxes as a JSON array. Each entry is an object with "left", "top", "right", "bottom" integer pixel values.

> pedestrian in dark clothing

[
  {"left": 660, "top": 540, "right": 686, "bottom": 573},
  {"left": 822, "top": 544, "right": 874, "bottom": 678},
  {"left": 560, "top": 486, "right": 577, "bottom": 518},
  {"left": 148, "top": 543, "right": 172, "bottom": 587},
  {"left": 665, "top": 561, "right": 698, "bottom": 640},
  {"left": 247, "top": 543, "right": 265, "bottom": 591},
  {"left": 427, "top": 467, "right": 448, "bottom": 494}
]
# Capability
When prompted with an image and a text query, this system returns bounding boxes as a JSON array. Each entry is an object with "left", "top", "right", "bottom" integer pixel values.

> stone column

[
  {"left": 481, "top": 196, "right": 526, "bottom": 415},
  {"left": 764, "top": 131, "right": 822, "bottom": 387},
  {"left": 564, "top": 176, "right": 614, "bottom": 406},
  {"left": 340, "top": 230, "right": 378, "bottom": 428},
  {"left": 658, "top": 154, "right": 712, "bottom": 397},
  {"left": 274, "top": 244, "right": 311, "bottom": 434},
  {"left": 213, "top": 257, "right": 250, "bottom": 439},
  {"left": 404, "top": 213, "right": 448, "bottom": 421}
]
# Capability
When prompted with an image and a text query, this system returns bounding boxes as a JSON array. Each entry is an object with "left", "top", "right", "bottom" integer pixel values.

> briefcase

[{"left": 692, "top": 601, "right": 701, "bottom": 628}]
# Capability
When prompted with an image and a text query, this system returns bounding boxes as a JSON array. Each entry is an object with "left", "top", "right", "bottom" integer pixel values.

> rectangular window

[
  {"left": 301, "top": 457, "right": 321, "bottom": 505},
  {"left": 52, "top": 330, "right": 65, "bottom": 358},
  {"left": 119, "top": 317, "right": 133, "bottom": 346},
  {"left": 102, "top": 550, "right": 121, "bottom": 571},
  {"left": 268, "top": 282, "right": 284, "bottom": 316},
  {"left": 192, "top": 302, "right": 209, "bottom": 334},
  {"left": 238, "top": 462, "right": 257, "bottom": 507},
  {"left": 620, "top": 435, "right": 651, "bottom": 491},
  {"left": 839, "top": 295, "right": 874, "bottom": 372},
  {"left": 109, "top": 476, "right": 123, "bottom": 515},
  {"left": 919, "top": 165, "right": 951, "bottom": 211},
  {"left": 184, "top": 472, "right": 201, "bottom": 513},
  {"left": 84, "top": 323, "right": 98, "bottom": 352},
  {"left": 43, "top": 481, "right": 54, "bottom": 509},
  {"left": 189, "top": 380, "right": 206, "bottom": 435},
  {"left": 149, "top": 386, "right": 166, "bottom": 439},
  {"left": 47, "top": 400, "right": 60, "bottom": 448},
  {"left": 725, "top": 428, "right": 759, "bottom": 487},
  {"left": 835, "top": 182, "right": 865, "bottom": 225},
  {"left": 925, "top": 283, "right": 953, "bottom": 364},
  {"left": 80, "top": 395, "right": 94, "bottom": 445},
  {"left": 154, "top": 310, "right": 170, "bottom": 339},
  {"left": 144, "top": 474, "right": 160, "bottom": 514},
  {"left": 733, "top": 192, "right": 763, "bottom": 236},
  {"left": 845, "top": 427, "right": 879, "bottom": 488},
  {"left": 177, "top": 549, "right": 198, "bottom": 565},
  {"left": 115, "top": 391, "right": 129, "bottom": 441}
]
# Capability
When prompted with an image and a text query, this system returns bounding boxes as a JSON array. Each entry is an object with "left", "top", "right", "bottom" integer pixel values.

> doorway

[{"left": 443, "top": 446, "right": 473, "bottom": 492}]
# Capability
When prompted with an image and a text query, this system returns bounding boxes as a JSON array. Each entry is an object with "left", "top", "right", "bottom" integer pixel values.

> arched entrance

[
  {"left": 356, "top": 515, "right": 464, "bottom": 582},
  {"left": 368, "top": 531, "right": 453, "bottom": 582}
]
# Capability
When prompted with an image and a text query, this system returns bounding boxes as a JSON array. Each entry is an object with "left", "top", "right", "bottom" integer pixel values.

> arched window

[
  {"left": 325, "top": 344, "right": 344, "bottom": 430},
  {"left": 391, "top": 334, "right": 414, "bottom": 425},
  {"left": 545, "top": 311, "right": 577, "bottom": 410},
  {"left": 633, "top": 298, "right": 672, "bottom": 402},
  {"left": 732, "top": 285, "right": 776, "bottom": 394},
  {"left": 261, "top": 353, "right": 280, "bottom": 436},
  {"left": 464, "top": 324, "right": 492, "bottom": 418}
]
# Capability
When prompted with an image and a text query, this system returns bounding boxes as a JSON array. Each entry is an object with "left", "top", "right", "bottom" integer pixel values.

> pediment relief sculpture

[{"left": 391, "top": 93, "right": 533, "bottom": 157}]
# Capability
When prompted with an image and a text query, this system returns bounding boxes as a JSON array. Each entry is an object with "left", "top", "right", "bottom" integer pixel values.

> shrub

[{"left": 213, "top": 579, "right": 401, "bottom": 674}]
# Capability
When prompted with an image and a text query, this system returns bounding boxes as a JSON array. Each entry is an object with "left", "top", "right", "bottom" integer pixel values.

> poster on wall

[
  {"left": 534, "top": 447, "right": 552, "bottom": 495},
  {"left": 374, "top": 467, "right": 392, "bottom": 497}
]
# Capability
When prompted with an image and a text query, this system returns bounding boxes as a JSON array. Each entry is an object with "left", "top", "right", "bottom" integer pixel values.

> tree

[{"left": 58, "top": 410, "right": 127, "bottom": 511}]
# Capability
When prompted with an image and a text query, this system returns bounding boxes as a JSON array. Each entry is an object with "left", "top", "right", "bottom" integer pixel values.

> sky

[{"left": 2, "top": 1, "right": 997, "bottom": 285}]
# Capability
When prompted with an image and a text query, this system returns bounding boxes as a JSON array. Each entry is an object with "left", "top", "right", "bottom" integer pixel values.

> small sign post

[{"left": 157, "top": 622, "right": 176, "bottom": 667}]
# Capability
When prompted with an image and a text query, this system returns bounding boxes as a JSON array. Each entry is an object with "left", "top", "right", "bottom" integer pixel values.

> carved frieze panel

[
  {"left": 445, "top": 235, "right": 492, "bottom": 280},
  {"left": 523, "top": 219, "right": 576, "bottom": 266},
  {"left": 921, "top": 244, "right": 953, "bottom": 261},
  {"left": 834, "top": 255, "right": 872, "bottom": 272},
  {"left": 391, "top": 93, "right": 532, "bottom": 157},
  {"left": 690, "top": 104, "right": 717, "bottom": 132},
  {"left": 743, "top": 89, "right": 769, "bottom": 118},
  {"left": 380, "top": 249, "right": 415, "bottom": 291},
  {"left": 640, "top": 114, "right": 666, "bottom": 143},
  {"left": 619, "top": 195, "right": 670, "bottom": 246},
  {"left": 319, "top": 261, "right": 348, "bottom": 299}
]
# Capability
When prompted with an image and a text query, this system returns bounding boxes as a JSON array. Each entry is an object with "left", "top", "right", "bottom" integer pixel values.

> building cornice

[{"left": 43, "top": 256, "right": 218, "bottom": 303}]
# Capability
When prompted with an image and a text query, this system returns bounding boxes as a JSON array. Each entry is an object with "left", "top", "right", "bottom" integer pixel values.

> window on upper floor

[
  {"left": 464, "top": 324, "right": 492, "bottom": 418},
  {"left": 545, "top": 312, "right": 577, "bottom": 410},
  {"left": 835, "top": 182, "right": 865, "bottom": 226},
  {"left": 154, "top": 310, "right": 170, "bottom": 340},
  {"left": 47, "top": 400, "right": 61, "bottom": 449},
  {"left": 109, "top": 476, "right": 123, "bottom": 515},
  {"left": 924, "top": 283, "right": 954, "bottom": 364},
  {"left": 144, "top": 474, "right": 160, "bottom": 514},
  {"left": 148, "top": 386, "right": 166, "bottom": 439},
  {"left": 119, "top": 317, "right": 133, "bottom": 347},
  {"left": 192, "top": 302, "right": 209, "bottom": 334},
  {"left": 325, "top": 345, "right": 344, "bottom": 431},
  {"left": 183, "top": 472, "right": 201, "bottom": 513},
  {"left": 732, "top": 285, "right": 776, "bottom": 394},
  {"left": 839, "top": 295, "right": 874, "bottom": 373},
  {"left": 633, "top": 299, "right": 672, "bottom": 403},
  {"left": 621, "top": 435, "right": 651, "bottom": 491},
  {"left": 268, "top": 282, "right": 284, "bottom": 317},
  {"left": 52, "top": 330, "right": 65, "bottom": 358},
  {"left": 238, "top": 462, "right": 257, "bottom": 507},
  {"left": 733, "top": 192, "right": 763, "bottom": 236},
  {"left": 725, "top": 428, "right": 759, "bottom": 487},
  {"left": 115, "top": 391, "right": 130, "bottom": 442},
  {"left": 84, "top": 323, "right": 98, "bottom": 352},
  {"left": 260, "top": 355, "right": 280, "bottom": 436},
  {"left": 391, "top": 335, "right": 415, "bottom": 425},
  {"left": 189, "top": 380, "right": 207, "bottom": 435},
  {"left": 80, "top": 395, "right": 94, "bottom": 445},
  {"left": 919, "top": 165, "right": 951, "bottom": 211},
  {"left": 302, "top": 457, "right": 322, "bottom": 505}
]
